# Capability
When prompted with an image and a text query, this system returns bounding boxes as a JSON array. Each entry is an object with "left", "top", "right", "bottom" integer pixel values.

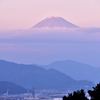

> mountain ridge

[
  {"left": 0, "top": 59, "right": 94, "bottom": 90},
  {"left": 39, "top": 60, "right": 100, "bottom": 84}
]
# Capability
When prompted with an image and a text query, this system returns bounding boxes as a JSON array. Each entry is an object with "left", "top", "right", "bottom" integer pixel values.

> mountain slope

[
  {"left": 0, "top": 81, "right": 27, "bottom": 94},
  {"left": 31, "top": 17, "right": 78, "bottom": 29},
  {"left": 40, "top": 60, "right": 100, "bottom": 84},
  {"left": 0, "top": 59, "right": 94, "bottom": 90}
]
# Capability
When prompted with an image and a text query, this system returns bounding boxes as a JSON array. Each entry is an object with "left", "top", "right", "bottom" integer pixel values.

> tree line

[{"left": 63, "top": 83, "right": 100, "bottom": 100}]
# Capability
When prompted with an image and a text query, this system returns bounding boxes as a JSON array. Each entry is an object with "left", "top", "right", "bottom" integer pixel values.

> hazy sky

[
  {"left": 0, "top": 0, "right": 100, "bottom": 67},
  {"left": 0, "top": 0, "right": 100, "bottom": 30},
  {"left": 0, "top": 28, "right": 100, "bottom": 67}
]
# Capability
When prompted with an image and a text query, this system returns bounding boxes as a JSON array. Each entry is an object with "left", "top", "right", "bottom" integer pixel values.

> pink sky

[{"left": 0, "top": 0, "right": 100, "bottom": 30}]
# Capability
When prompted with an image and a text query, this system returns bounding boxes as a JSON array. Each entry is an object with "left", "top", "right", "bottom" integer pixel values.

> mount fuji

[{"left": 31, "top": 16, "right": 79, "bottom": 29}]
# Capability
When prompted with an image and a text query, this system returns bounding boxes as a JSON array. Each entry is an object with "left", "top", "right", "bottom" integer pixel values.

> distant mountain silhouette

[
  {"left": 31, "top": 16, "right": 78, "bottom": 29},
  {"left": 0, "top": 81, "right": 27, "bottom": 94},
  {"left": 0, "top": 59, "right": 94, "bottom": 90},
  {"left": 39, "top": 60, "right": 100, "bottom": 84}
]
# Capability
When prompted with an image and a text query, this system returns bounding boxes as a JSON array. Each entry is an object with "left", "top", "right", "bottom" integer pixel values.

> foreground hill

[
  {"left": 0, "top": 60, "right": 94, "bottom": 90},
  {"left": 0, "top": 81, "right": 27, "bottom": 94},
  {"left": 40, "top": 60, "right": 100, "bottom": 84}
]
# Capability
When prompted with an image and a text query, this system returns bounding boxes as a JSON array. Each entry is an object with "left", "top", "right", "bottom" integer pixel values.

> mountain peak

[
  {"left": 47, "top": 16, "right": 56, "bottom": 18},
  {"left": 31, "top": 16, "right": 79, "bottom": 29}
]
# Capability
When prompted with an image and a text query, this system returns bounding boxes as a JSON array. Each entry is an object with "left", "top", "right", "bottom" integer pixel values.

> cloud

[
  {"left": 0, "top": 27, "right": 100, "bottom": 66},
  {"left": 0, "top": 27, "right": 100, "bottom": 44}
]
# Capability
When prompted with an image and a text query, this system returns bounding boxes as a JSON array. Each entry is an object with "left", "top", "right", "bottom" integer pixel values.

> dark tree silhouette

[
  {"left": 88, "top": 83, "right": 100, "bottom": 100},
  {"left": 63, "top": 89, "right": 88, "bottom": 100}
]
